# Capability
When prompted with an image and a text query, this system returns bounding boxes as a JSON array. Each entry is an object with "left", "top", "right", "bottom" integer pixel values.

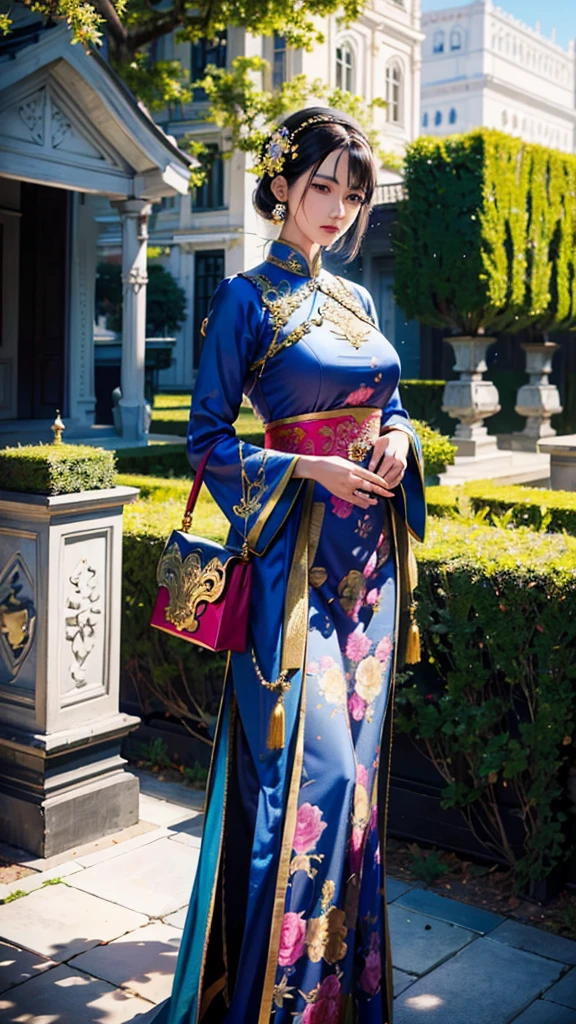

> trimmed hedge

[
  {"left": 122, "top": 487, "right": 576, "bottom": 892},
  {"left": 0, "top": 443, "right": 116, "bottom": 495},
  {"left": 426, "top": 480, "right": 576, "bottom": 535}
]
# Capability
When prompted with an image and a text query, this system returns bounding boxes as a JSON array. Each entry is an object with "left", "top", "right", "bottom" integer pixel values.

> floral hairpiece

[{"left": 256, "top": 114, "right": 339, "bottom": 179}]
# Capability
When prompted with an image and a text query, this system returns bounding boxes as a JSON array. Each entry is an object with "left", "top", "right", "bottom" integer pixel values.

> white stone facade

[
  {"left": 140, "top": 3, "right": 424, "bottom": 388},
  {"left": 421, "top": 0, "right": 576, "bottom": 153}
]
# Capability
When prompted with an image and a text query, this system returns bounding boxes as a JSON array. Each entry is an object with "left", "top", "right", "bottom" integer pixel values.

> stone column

[
  {"left": 69, "top": 193, "right": 98, "bottom": 430},
  {"left": 111, "top": 199, "right": 152, "bottom": 441},
  {"left": 0, "top": 485, "right": 140, "bottom": 857},
  {"left": 441, "top": 336, "right": 501, "bottom": 456},
  {"left": 510, "top": 341, "right": 563, "bottom": 451}
]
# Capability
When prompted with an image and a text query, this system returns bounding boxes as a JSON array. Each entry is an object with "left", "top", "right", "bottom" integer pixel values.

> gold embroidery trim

[
  {"left": 246, "top": 456, "right": 301, "bottom": 554},
  {"left": 232, "top": 439, "right": 269, "bottom": 521},
  {"left": 156, "top": 545, "right": 227, "bottom": 634},
  {"left": 266, "top": 406, "right": 381, "bottom": 430}
]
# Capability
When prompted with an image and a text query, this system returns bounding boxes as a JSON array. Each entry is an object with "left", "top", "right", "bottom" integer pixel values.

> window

[
  {"left": 335, "top": 43, "right": 354, "bottom": 92},
  {"left": 433, "top": 30, "right": 444, "bottom": 54},
  {"left": 501, "top": 110, "right": 508, "bottom": 127},
  {"left": 449, "top": 108, "right": 457, "bottom": 125},
  {"left": 192, "top": 146, "right": 224, "bottom": 212},
  {"left": 434, "top": 110, "right": 442, "bottom": 126},
  {"left": 191, "top": 32, "right": 227, "bottom": 101},
  {"left": 450, "top": 29, "right": 462, "bottom": 51},
  {"left": 386, "top": 63, "right": 403, "bottom": 124},
  {"left": 194, "top": 250, "right": 225, "bottom": 366},
  {"left": 422, "top": 112, "right": 429, "bottom": 128},
  {"left": 273, "top": 34, "right": 287, "bottom": 90}
]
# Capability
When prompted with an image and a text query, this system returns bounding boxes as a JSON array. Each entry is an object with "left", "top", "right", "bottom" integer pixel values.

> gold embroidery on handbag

[{"left": 156, "top": 543, "right": 227, "bottom": 634}]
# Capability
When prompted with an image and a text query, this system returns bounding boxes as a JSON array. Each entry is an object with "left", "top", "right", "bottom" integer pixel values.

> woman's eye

[
  {"left": 312, "top": 182, "right": 330, "bottom": 192},
  {"left": 347, "top": 193, "right": 364, "bottom": 204}
]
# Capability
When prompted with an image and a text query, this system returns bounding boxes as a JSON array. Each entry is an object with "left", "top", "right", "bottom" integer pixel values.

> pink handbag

[{"left": 150, "top": 445, "right": 253, "bottom": 652}]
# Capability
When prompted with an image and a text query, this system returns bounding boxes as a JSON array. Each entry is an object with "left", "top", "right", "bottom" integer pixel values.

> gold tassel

[
  {"left": 405, "top": 602, "right": 421, "bottom": 665},
  {"left": 267, "top": 696, "right": 286, "bottom": 750}
]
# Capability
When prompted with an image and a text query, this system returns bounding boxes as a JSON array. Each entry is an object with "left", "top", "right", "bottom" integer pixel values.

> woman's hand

[
  {"left": 293, "top": 455, "right": 395, "bottom": 509},
  {"left": 368, "top": 430, "right": 410, "bottom": 489}
]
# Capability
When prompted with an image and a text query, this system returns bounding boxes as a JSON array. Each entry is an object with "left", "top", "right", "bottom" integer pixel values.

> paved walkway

[{"left": 0, "top": 772, "right": 575, "bottom": 1023}]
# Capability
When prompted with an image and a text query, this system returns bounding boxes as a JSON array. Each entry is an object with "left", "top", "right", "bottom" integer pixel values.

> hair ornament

[{"left": 256, "top": 113, "right": 339, "bottom": 179}]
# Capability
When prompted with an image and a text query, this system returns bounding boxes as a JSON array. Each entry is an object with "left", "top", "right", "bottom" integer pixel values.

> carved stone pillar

[
  {"left": 111, "top": 199, "right": 152, "bottom": 441},
  {"left": 441, "top": 336, "right": 501, "bottom": 456},
  {"left": 0, "top": 485, "right": 140, "bottom": 857},
  {"left": 510, "top": 341, "right": 563, "bottom": 451}
]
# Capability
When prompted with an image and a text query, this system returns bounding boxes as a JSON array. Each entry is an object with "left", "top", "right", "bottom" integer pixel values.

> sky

[{"left": 420, "top": 0, "right": 575, "bottom": 50}]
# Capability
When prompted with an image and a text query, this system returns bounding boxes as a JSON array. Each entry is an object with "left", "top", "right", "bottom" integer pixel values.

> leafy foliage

[
  {"left": 410, "top": 419, "right": 456, "bottom": 478},
  {"left": 0, "top": 443, "right": 116, "bottom": 495},
  {"left": 398, "top": 518, "right": 576, "bottom": 894},
  {"left": 426, "top": 480, "right": 576, "bottom": 535},
  {"left": 394, "top": 129, "right": 576, "bottom": 337},
  {"left": 96, "top": 261, "right": 187, "bottom": 335}
]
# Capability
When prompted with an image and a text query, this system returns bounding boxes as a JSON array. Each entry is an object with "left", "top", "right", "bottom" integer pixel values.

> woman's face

[{"left": 273, "top": 147, "right": 366, "bottom": 251}]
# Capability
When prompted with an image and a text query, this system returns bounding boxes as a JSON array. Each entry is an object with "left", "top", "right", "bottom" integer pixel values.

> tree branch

[{"left": 92, "top": 0, "right": 128, "bottom": 46}]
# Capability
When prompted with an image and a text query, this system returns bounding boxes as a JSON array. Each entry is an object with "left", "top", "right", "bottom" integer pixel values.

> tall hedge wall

[{"left": 394, "top": 129, "right": 576, "bottom": 337}]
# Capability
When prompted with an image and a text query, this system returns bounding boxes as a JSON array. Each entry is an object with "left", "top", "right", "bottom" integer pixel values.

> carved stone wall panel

[
  {"left": 59, "top": 528, "right": 110, "bottom": 707},
  {"left": 0, "top": 529, "right": 37, "bottom": 699}
]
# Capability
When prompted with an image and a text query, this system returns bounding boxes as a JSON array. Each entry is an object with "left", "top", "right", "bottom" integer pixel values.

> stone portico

[{"left": 0, "top": 12, "right": 194, "bottom": 446}]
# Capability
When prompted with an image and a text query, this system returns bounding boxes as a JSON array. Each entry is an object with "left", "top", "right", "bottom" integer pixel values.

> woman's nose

[{"left": 331, "top": 199, "right": 346, "bottom": 220}]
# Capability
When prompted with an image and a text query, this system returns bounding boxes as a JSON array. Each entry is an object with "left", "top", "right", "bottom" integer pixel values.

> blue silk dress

[{"left": 152, "top": 239, "right": 426, "bottom": 1024}]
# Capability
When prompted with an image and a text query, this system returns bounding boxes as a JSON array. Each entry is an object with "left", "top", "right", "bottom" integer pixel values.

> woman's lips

[{"left": 321, "top": 225, "right": 339, "bottom": 234}]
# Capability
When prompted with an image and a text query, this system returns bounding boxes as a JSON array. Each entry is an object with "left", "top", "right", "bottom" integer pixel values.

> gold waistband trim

[{"left": 265, "top": 406, "right": 381, "bottom": 430}]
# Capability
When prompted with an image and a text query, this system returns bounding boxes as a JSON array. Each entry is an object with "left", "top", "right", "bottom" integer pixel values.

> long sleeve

[
  {"left": 187, "top": 276, "right": 304, "bottom": 556},
  {"left": 354, "top": 282, "right": 426, "bottom": 543}
]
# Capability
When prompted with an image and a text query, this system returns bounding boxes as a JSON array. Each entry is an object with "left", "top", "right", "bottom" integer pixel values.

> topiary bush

[
  {"left": 0, "top": 443, "right": 116, "bottom": 495},
  {"left": 425, "top": 480, "right": 576, "bottom": 535},
  {"left": 400, "top": 518, "right": 576, "bottom": 895},
  {"left": 411, "top": 420, "right": 456, "bottom": 480}
]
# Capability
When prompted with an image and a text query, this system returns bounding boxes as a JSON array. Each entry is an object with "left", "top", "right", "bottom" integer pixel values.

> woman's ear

[{"left": 270, "top": 175, "right": 288, "bottom": 203}]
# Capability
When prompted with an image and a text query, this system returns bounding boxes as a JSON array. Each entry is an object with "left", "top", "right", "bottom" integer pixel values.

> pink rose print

[
  {"left": 344, "top": 386, "right": 375, "bottom": 406},
  {"left": 356, "top": 764, "right": 369, "bottom": 788},
  {"left": 307, "top": 661, "right": 319, "bottom": 675},
  {"left": 349, "top": 824, "right": 366, "bottom": 875},
  {"left": 366, "top": 588, "right": 379, "bottom": 606},
  {"left": 345, "top": 630, "right": 372, "bottom": 662},
  {"left": 303, "top": 974, "right": 342, "bottom": 1024},
  {"left": 278, "top": 911, "right": 306, "bottom": 967},
  {"left": 359, "top": 932, "right": 381, "bottom": 996},
  {"left": 375, "top": 635, "right": 393, "bottom": 663},
  {"left": 363, "top": 551, "right": 378, "bottom": 578},
  {"left": 330, "top": 496, "right": 354, "bottom": 519},
  {"left": 319, "top": 655, "right": 335, "bottom": 672},
  {"left": 348, "top": 691, "right": 368, "bottom": 721},
  {"left": 370, "top": 804, "right": 378, "bottom": 830},
  {"left": 293, "top": 803, "right": 328, "bottom": 855}
]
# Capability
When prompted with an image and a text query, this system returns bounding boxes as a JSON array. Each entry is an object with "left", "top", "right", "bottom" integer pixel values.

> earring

[{"left": 271, "top": 202, "right": 287, "bottom": 225}]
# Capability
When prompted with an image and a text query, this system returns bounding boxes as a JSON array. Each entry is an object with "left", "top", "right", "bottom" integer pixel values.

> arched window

[
  {"left": 422, "top": 112, "right": 429, "bottom": 128},
  {"left": 433, "top": 30, "right": 444, "bottom": 54},
  {"left": 335, "top": 43, "right": 354, "bottom": 92},
  {"left": 386, "top": 62, "right": 403, "bottom": 124},
  {"left": 450, "top": 29, "right": 462, "bottom": 51},
  {"left": 449, "top": 107, "right": 457, "bottom": 125},
  {"left": 434, "top": 110, "right": 442, "bottom": 126}
]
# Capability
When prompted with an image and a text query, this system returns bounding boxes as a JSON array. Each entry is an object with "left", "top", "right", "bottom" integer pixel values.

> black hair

[{"left": 253, "top": 106, "right": 378, "bottom": 262}]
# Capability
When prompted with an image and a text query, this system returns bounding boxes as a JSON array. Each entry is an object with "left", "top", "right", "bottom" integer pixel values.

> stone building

[
  {"left": 421, "top": 0, "right": 576, "bottom": 152},
  {"left": 101, "top": 2, "right": 425, "bottom": 391}
]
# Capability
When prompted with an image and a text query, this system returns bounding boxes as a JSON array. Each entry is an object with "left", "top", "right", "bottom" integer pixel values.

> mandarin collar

[{"left": 266, "top": 239, "right": 323, "bottom": 279}]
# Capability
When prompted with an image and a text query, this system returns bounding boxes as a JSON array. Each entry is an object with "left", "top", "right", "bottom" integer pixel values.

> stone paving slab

[
  {"left": 69, "top": 836, "right": 199, "bottom": 917},
  {"left": 139, "top": 794, "right": 203, "bottom": 832},
  {"left": 396, "top": 886, "right": 505, "bottom": 934},
  {"left": 489, "top": 920, "right": 576, "bottom": 966},
  {"left": 167, "top": 828, "right": 202, "bottom": 848},
  {"left": 0, "top": 884, "right": 148, "bottom": 961},
  {"left": 512, "top": 1002, "right": 576, "bottom": 1024},
  {"left": 388, "top": 903, "right": 476, "bottom": 975},
  {"left": 75, "top": 827, "right": 172, "bottom": 869},
  {"left": 0, "top": 859, "right": 85, "bottom": 901},
  {"left": 393, "top": 935, "right": 565, "bottom": 1024},
  {"left": 71, "top": 921, "right": 181, "bottom": 1004},
  {"left": 0, "top": 819, "right": 157, "bottom": 874},
  {"left": 386, "top": 877, "right": 415, "bottom": 903},
  {"left": 393, "top": 967, "right": 417, "bottom": 996},
  {"left": 0, "top": 964, "right": 154, "bottom": 1023},
  {"left": 135, "top": 771, "right": 205, "bottom": 810},
  {"left": 545, "top": 968, "right": 576, "bottom": 1010},
  {"left": 0, "top": 941, "right": 55, "bottom": 995}
]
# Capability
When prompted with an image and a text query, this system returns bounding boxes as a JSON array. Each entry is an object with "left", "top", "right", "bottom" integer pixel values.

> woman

[{"left": 153, "top": 107, "right": 425, "bottom": 1024}]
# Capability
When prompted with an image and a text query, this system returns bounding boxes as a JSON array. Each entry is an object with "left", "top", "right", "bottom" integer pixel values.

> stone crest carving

[
  {"left": 51, "top": 100, "right": 72, "bottom": 148},
  {"left": 0, "top": 555, "right": 36, "bottom": 679},
  {"left": 18, "top": 91, "right": 45, "bottom": 145},
  {"left": 122, "top": 268, "right": 149, "bottom": 294},
  {"left": 65, "top": 559, "right": 102, "bottom": 687}
]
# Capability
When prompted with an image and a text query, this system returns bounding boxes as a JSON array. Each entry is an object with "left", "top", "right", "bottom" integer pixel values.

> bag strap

[{"left": 182, "top": 443, "right": 216, "bottom": 531}]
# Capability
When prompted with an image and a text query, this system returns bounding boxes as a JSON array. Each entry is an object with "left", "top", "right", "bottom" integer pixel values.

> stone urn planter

[
  {"left": 441, "top": 336, "right": 501, "bottom": 457},
  {"left": 0, "top": 439, "right": 140, "bottom": 856},
  {"left": 511, "top": 341, "right": 563, "bottom": 451}
]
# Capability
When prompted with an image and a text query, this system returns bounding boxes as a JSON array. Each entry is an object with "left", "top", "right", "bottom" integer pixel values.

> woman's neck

[{"left": 277, "top": 231, "right": 320, "bottom": 268}]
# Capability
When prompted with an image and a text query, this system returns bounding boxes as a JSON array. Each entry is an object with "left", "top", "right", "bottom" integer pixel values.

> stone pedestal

[
  {"left": 0, "top": 485, "right": 140, "bottom": 857},
  {"left": 510, "top": 341, "right": 563, "bottom": 452},
  {"left": 537, "top": 435, "right": 576, "bottom": 491},
  {"left": 441, "top": 336, "right": 501, "bottom": 456},
  {"left": 111, "top": 199, "right": 152, "bottom": 442}
]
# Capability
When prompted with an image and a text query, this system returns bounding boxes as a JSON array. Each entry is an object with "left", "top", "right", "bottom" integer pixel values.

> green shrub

[
  {"left": 0, "top": 443, "right": 116, "bottom": 495},
  {"left": 426, "top": 480, "right": 576, "bottom": 535},
  {"left": 425, "top": 484, "right": 462, "bottom": 518},
  {"left": 115, "top": 444, "right": 189, "bottom": 477},
  {"left": 400, "top": 518, "right": 576, "bottom": 894},
  {"left": 400, "top": 380, "right": 452, "bottom": 434},
  {"left": 411, "top": 420, "right": 456, "bottom": 479}
]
